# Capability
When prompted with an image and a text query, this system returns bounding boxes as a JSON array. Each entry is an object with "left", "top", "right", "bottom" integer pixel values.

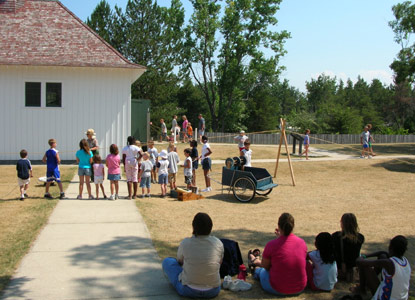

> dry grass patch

[
  {"left": 0, "top": 165, "right": 76, "bottom": 292},
  {"left": 136, "top": 158, "right": 415, "bottom": 300}
]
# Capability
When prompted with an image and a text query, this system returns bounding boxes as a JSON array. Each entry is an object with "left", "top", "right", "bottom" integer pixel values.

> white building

[{"left": 0, "top": 0, "right": 146, "bottom": 160}]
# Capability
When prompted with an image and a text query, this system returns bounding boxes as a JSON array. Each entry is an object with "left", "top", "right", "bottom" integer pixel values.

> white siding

[{"left": 0, "top": 65, "right": 142, "bottom": 160}]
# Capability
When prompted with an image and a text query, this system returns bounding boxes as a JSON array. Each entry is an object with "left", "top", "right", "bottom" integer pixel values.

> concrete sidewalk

[{"left": 1, "top": 175, "right": 179, "bottom": 300}]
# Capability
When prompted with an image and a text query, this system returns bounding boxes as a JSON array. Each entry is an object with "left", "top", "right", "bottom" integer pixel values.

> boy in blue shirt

[
  {"left": 42, "top": 138, "right": 66, "bottom": 199},
  {"left": 16, "top": 149, "right": 33, "bottom": 201}
]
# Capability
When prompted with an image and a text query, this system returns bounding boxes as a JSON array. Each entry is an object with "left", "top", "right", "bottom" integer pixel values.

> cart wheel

[
  {"left": 256, "top": 188, "right": 273, "bottom": 196},
  {"left": 233, "top": 177, "right": 256, "bottom": 202}
]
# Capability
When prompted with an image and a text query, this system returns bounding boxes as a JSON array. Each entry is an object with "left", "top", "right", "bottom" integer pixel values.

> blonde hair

[
  {"left": 341, "top": 213, "right": 360, "bottom": 243},
  {"left": 48, "top": 138, "right": 56, "bottom": 146},
  {"left": 142, "top": 152, "right": 149, "bottom": 160},
  {"left": 135, "top": 140, "right": 141, "bottom": 147}
]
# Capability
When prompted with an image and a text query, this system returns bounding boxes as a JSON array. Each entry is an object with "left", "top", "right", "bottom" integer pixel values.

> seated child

[
  {"left": 306, "top": 232, "right": 337, "bottom": 291},
  {"left": 240, "top": 140, "right": 252, "bottom": 168}
]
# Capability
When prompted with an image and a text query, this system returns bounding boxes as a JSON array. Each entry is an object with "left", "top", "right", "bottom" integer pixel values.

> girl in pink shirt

[
  {"left": 92, "top": 155, "right": 107, "bottom": 199},
  {"left": 106, "top": 144, "right": 121, "bottom": 200}
]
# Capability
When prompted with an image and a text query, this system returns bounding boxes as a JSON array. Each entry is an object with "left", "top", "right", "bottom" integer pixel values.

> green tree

[
  {"left": 305, "top": 74, "right": 337, "bottom": 113},
  {"left": 182, "top": 0, "right": 290, "bottom": 131},
  {"left": 86, "top": 0, "right": 114, "bottom": 44}
]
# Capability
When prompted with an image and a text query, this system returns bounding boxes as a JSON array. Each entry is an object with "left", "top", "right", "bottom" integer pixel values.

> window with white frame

[{"left": 25, "top": 82, "right": 62, "bottom": 107}]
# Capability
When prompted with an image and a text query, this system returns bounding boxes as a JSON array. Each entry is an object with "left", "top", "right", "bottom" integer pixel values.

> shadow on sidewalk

[{"left": 0, "top": 276, "right": 32, "bottom": 299}]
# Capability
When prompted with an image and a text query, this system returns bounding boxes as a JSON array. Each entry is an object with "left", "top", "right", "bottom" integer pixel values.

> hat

[
  {"left": 85, "top": 129, "right": 96, "bottom": 137},
  {"left": 240, "top": 130, "right": 245, "bottom": 134},
  {"left": 159, "top": 150, "right": 168, "bottom": 159}
]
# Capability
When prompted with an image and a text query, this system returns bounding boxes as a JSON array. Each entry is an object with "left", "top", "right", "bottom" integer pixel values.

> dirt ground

[{"left": 136, "top": 158, "right": 415, "bottom": 300}]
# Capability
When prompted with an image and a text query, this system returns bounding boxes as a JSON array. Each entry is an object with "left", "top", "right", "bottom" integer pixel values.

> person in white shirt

[
  {"left": 156, "top": 150, "right": 169, "bottom": 197},
  {"left": 147, "top": 140, "right": 158, "bottom": 183},
  {"left": 121, "top": 136, "right": 140, "bottom": 199},
  {"left": 199, "top": 136, "right": 212, "bottom": 192},
  {"left": 354, "top": 235, "right": 411, "bottom": 299},
  {"left": 167, "top": 144, "right": 180, "bottom": 190},
  {"left": 162, "top": 212, "right": 224, "bottom": 298},
  {"left": 240, "top": 140, "right": 252, "bottom": 168},
  {"left": 234, "top": 130, "right": 248, "bottom": 152}
]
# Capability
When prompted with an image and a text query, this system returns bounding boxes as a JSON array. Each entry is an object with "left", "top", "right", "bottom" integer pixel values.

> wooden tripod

[{"left": 273, "top": 118, "right": 296, "bottom": 186}]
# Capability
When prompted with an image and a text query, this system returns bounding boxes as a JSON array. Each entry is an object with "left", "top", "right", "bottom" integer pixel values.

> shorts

[
  {"left": 161, "top": 132, "right": 167, "bottom": 139},
  {"left": 18, "top": 177, "right": 30, "bottom": 186},
  {"left": 158, "top": 173, "right": 168, "bottom": 185},
  {"left": 108, "top": 174, "right": 121, "bottom": 181},
  {"left": 47, "top": 169, "right": 61, "bottom": 182},
  {"left": 202, "top": 157, "right": 211, "bottom": 170},
  {"left": 199, "top": 130, "right": 205, "bottom": 136},
  {"left": 185, "top": 175, "right": 193, "bottom": 185},
  {"left": 78, "top": 168, "right": 92, "bottom": 177},
  {"left": 125, "top": 163, "right": 138, "bottom": 182},
  {"left": 368, "top": 142, "right": 372, "bottom": 147},
  {"left": 363, "top": 144, "right": 369, "bottom": 149},
  {"left": 168, "top": 173, "right": 176, "bottom": 184},
  {"left": 140, "top": 176, "right": 151, "bottom": 188},
  {"left": 94, "top": 176, "right": 104, "bottom": 184},
  {"left": 192, "top": 160, "right": 199, "bottom": 170},
  {"left": 187, "top": 133, "right": 193, "bottom": 138}
]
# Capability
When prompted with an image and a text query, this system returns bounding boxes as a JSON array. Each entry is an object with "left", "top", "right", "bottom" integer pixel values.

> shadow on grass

[
  {"left": 372, "top": 158, "right": 415, "bottom": 173},
  {"left": 204, "top": 192, "right": 272, "bottom": 204}
]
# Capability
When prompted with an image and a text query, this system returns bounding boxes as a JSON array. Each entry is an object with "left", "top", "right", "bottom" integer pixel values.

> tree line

[{"left": 86, "top": 0, "right": 415, "bottom": 135}]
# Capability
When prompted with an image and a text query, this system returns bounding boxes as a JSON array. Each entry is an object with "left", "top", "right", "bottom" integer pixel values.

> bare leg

[
  {"left": 204, "top": 169, "right": 210, "bottom": 188},
  {"left": 79, "top": 176, "right": 84, "bottom": 197},
  {"left": 95, "top": 184, "right": 99, "bottom": 199},
  {"left": 192, "top": 169, "right": 196, "bottom": 186},
  {"left": 127, "top": 181, "right": 132, "bottom": 198},
  {"left": 100, "top": 184, "right": 106, "bottom": 197},
  {"left": 45, "top": 181, "right": 52, "bottom": 194},
  {"left": 85, "top": 176, "right": 92, "bottom": 197},
  {"left": 133, "top": 182, "right": 138, "bottom": 197},
  {"left": 110, "top": 181, "right": 115, "bottom": 195},
  {"left": 19, "top": 185, "right": 25, "bottom": 197},
  {"left": 57, "top": 182, "right": 64, "bottom": 193},
  {"left": 24, "top": 183, "right": 29, "bottom": 195},
  {"left": 355, "top": 265, "right": 380, "bottom": 296},
  {"left": 115, "top": 181, "right": 119, "bottom": 195}
]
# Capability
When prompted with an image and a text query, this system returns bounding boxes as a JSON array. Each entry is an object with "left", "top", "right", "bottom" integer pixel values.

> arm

[
  {"left": 360, "top": 136, "right": 363, "bottom": 144},
  {"left": 42, "top": 154, "right": 47, "bottom": 163},
  {"left": 203, "top": 147, "right": 212, "bottom": 158},
  {"left": 56, "top": 152, "right": 61, "bottom": 164},
  {"left": 90, "top": 139, "right": 99, "bottom": 151},
  {"left": 261, "top": 257, "right": 271, "bottom": 271},
  {"left": 356, "top": 257, "right": 394, "bottom": 276},
  {"left": 122, "top": 154, "right": 126, "bottom": 166}
]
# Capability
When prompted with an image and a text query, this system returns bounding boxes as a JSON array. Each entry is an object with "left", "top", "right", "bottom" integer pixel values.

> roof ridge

[{"left": 56, "top": 1, "right": 145, "bottom": 70}]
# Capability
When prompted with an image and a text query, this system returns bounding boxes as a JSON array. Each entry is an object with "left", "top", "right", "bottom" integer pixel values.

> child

[
  {"left": 234, "top": 130, "right": 249, "bottom": 152},
  {"left": 167, "top": 144, "right": 180, "bottom": 190},
  {"left": 135, "top": 140, "right": 143, "bottom": 163},
  {"left": 306, "top": 232, "right": 337, "bottom": 291},
  {"left": 366, "top": 124, "right": 376, "bottom": 156},
  {"left": 92, "top": 155, "right": 107, "bottom": 199},
  {"left": 354, "top": 235, "right": 411, "bottom": 299},
  {"left": 183, "top": 148, "right": 193, "bottom": 190},
  {"left": 16, "top": 149, "right": 33, "bottom": 201},
  {"left": 106, "top": 144, "right": 121, "bottom": 200},
  {"left": 147, "top": 141, "right": 158, "bottom": 183},
  {"left": 42, "top": 138, "right": 66, "bottom": 199},
  {"left": 122, "top": 136, "right": 140, "bottom": 199},
  {"left": 200, "top": 136, "right": 212, "bottom": 192},
  {"left": 301, "top": 129, "right": 310, "bottom": 160},
  {"left": 190, "top": 140, "right": 198, "bottom": 186},
  {"left": 187, "top": 122, "right": 193, "bottom": 141},
  {"left": 138, "top": 152, "right": 153, "bottom": 197},
  {"left": 167, "top": 138, "right": 177, "bottom": 153},
  {"left": 241, "top": 140, "right": 252, "bottom": 168},
  {"left": 360, "top": 126, "right": 374, "bottom": 159},
  {"left": 181, "top": 115, "right": 188, "bottom": 143},
  {"left": 76, "top": 139, "right": 94, "bottom": 199},
  {"left": 156, "top": 150, "right": 169, "bottom": 197}
]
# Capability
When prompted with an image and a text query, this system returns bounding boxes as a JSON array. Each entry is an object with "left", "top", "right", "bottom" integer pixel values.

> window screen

[
  {"left": 25, "top": 82, "right": 41, "bottom": 107},
  {"left": 46, "top": 83, "right": 62, "bottom": 107}
]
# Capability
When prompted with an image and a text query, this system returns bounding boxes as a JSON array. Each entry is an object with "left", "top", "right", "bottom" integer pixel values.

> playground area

[{"left": 0, "top": 143, "right": 414, "bottom": 299}]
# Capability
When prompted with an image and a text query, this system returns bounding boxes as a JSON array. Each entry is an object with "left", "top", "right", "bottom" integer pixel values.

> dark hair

[
  {"left": 109, "top": 144, "right": 119, "bottom": 155},
  {"left": 315, "top": 232, "right": 335, "bottom": 264},
  {"left": 79, "top": 139, "right": 90, "bottom": 154},
  {"left": 192, "top": 212, "right": 213, "bottom": 236},
  {"left": 305, "top": 129, "right": 310, "bottom": 134},
  {"left": 190, "top": 140, "right": 198, "bottom": 147},
  {"left": 389, "top": 235, "right": 408, "bottom": 257},
  {"left": 20, "top": 149, "right": 28, "bottom": 158},
  {"left": 202, "top": 135, "right": 208, "bottom": 142},
  {"left": 127, "top": 136, "right": 136, "bottom": 146},
  {"left": 93, "top": 155, "right": 101, "bottom": 164},
  {"left": 278, "top": 212, "right": 294, "bottom": 236},
  {"left": 184, "top": 148, "right": 191, "bottom": 155},
  {"left": 244, "top": 139, "right": 251, "bottom": 146},
  {"left": 341, "top": 213, "right": 360, "bottom": 243}
]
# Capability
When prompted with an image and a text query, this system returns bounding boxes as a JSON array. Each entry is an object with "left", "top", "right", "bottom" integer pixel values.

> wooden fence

[{"left": 205, "top": 132, "right": 415, "bottom": 145}]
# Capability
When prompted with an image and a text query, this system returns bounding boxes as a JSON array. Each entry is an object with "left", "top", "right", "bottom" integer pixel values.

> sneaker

[
  {"left": 368, "top": 155, "right": 372, "bottom": 159},
  {"left": 108, "top": 195, "right": 114, "bottom": 200},
  {"left": 103, "top": 195, "right": 108, "bottom": 199},
  {"left": 146, "top": 194, "right": 151, "bottom": 197},
  {"left": 19, "top": 196, "right": 24, "bottom": 201},
  {"left": 222, "top": 275, "right": 232, "bottom": 289},
  {"left": 132, "top": 195, "right": 136, "bottom": 199},
  {"left": 359, "top": 156, "right": 365, "bottom": 159},
  {"left": 59, "top": 193, "right": 67, "bottom": 199},
  {"left": 44, "top": 193, "right": 53, "bottom": 199},
  {"left": 201, "top": 187, "right": 212, "bottom": 192},
  {"left": 88, "top": 195, "right": 94, "bottom": 200},
  {"left": 229, "top": 279, "right": 252, "bottom": 292},
  {"left": 141, "top": 194, "right": 145, "bottom": 198},
  {"left": 24, "top": 193, "right": 29, "bottom": 198},
  {"left": 115, "top": 194, "right": 119, "bottom": 200},
  {"left": 76, "top": 195, "right": 82, "bottom": 200}
]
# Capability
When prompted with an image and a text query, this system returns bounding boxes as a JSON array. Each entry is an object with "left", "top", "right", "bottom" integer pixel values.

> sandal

[{"left": 247, "top": 249, "right": 261, "bottom": 274}]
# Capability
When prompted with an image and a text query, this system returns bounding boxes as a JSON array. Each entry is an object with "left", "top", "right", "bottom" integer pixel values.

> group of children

[{"left": 160, "top": 115, "right": 194, "bottom": 143}]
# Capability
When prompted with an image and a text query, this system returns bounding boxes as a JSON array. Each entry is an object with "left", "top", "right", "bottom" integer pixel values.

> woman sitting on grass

[{"left": 250, "top": 212, "right": 307, "bottom": 296}]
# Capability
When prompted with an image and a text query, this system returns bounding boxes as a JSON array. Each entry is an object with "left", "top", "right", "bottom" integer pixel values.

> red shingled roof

[{"left": 0, "top": 0, "right": 146, "bottom": 69}]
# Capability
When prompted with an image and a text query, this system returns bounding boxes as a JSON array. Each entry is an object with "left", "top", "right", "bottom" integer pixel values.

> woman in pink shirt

[
  {"left": 254, "top": 213, "right": 307, "bottom": 296},
  {"left": 181, "top": 115, "right": 189, "bottom": 143},
  {"left": 106, "top": 144, "right": 121, "bottom": 200}
]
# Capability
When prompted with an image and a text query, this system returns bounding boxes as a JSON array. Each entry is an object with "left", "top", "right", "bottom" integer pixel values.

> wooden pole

[
  {"left": 273, "top": 118, "right": 284, "bottom": 178},
  {"left": 282, "top": 122, "right": 296, "bottom": 186}
]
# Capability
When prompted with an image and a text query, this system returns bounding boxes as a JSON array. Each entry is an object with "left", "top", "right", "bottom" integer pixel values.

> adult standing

[
  {"left": 182, "top": 115, "right": 189, "bottom": 143},
  {"left": 86, "top": 129, "right": 99, "bottom": 181},
  {"left": 253, "top": 212, "right": 307, "bottom": 296},
  {"left": 171, "top": 115, "right": 178, "bottom": 140},
  {"left": 198, "top": 114, "right": 205, "bottom": 142},
  {"left": 122, "top": 136, "right": 140, "bottom": 199},
  {"left": 162, "top": 212, "right": 224, "bottom": 298}
]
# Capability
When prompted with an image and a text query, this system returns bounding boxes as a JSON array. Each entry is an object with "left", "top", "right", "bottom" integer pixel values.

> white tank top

[{"left": 373, "top": 256, "right": 411, "bottom": 300}]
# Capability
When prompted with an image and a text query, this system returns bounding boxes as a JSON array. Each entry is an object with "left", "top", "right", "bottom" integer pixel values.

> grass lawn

[
  {"left": 0, "top": 165, "right": 76, "bottom": 292},
  {"left": 312, "top": 143, "right": 415, "bottom": 156},
  {"left": 136, "top": 157, "right": 415, "bottom": 300}
]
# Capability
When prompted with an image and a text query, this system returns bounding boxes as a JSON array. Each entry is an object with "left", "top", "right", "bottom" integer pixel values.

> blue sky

[{"left": 61, "top": 0, "right": 402, "bottom": 92}]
